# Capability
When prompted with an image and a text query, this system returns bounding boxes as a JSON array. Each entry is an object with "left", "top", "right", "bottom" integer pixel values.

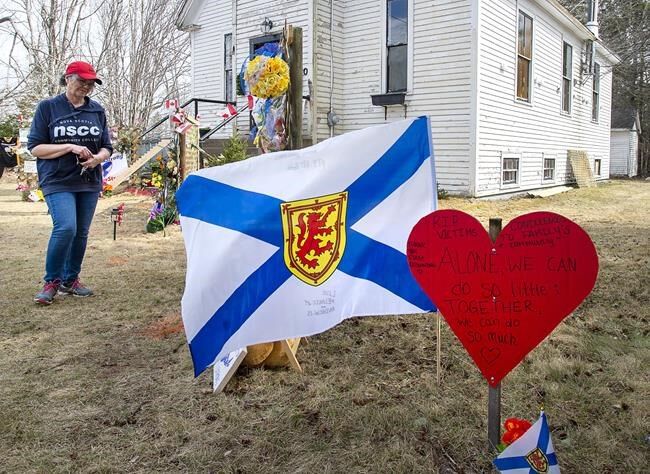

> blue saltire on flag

[
  {"left": 494, "top": 411, "right": 561, "bottom": 473},
  {"left": 176, "top": 117, "right": 437, "bottom": 376}
]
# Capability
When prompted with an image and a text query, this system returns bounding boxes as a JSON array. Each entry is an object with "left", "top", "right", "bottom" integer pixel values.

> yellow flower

[{"left": 245, "top": 55, "right": 290, "bottom": 98}]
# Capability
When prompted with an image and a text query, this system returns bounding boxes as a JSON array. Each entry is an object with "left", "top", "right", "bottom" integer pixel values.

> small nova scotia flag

[{"left": 494, "top": 411, "right": 560, "bottom": 473}]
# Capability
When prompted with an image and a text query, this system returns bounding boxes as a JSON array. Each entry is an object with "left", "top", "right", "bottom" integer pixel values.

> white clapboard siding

[
  {"left": 610, "top": 130, "right": 630, "bottom": 176},
  {"left": 610, "top": 130, "right": 639, "bottom": 177},
  {"left": 314, "top": 0, "right": 345, "bottom": 142},
  {"left": 476, "top": 0, "right": 613, "bottom": 197},
  {"left": 323, "top": 0, "right": 474, "bottom": 194},
  {"left": 191, "top": 0, "right": 234, "bottom": 137},
  {"left": 183, "top": 0, "right": 616, "bottom": 196},
  {"left": 630, "top": 131, "right": 639, "bottom": 176}
]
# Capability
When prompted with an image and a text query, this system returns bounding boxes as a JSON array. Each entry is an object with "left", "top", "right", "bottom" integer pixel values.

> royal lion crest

[
  {"left": 526, "top": 447, "right": 549, "bottom": 473},
  {"left": 281, "top": 192, "right": 347, "bottom": 286}
]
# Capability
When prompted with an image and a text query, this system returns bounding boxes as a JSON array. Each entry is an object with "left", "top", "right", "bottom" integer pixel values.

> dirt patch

[
  {"left": 106, "top": 256, "right": 129, "bottom": 266},
  {"left": 140, "top": 313, "right": 184, "bottom": 340}
]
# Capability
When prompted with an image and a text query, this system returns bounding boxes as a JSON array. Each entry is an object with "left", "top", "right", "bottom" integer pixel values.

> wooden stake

[
  {"left": 280, "top": 339, "right": 303, "bottom": 373},
  {"left": 287, "top": 26, "right": 303, "bottom": 150},
  {"left": 436, "top": 311, "right": 442, "bottom": 386},
  {"left": 487, "top": 217, "right": 503, "bottom": 450},
  {"left": 178, "top": 132, "right": 187, "bottom": 183}
]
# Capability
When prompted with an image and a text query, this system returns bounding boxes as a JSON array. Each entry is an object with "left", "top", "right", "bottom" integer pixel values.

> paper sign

[
  {"left": 213, "top": 347, "right": 247, "bottom": 393},
  {"left": 407, "top": 210, "right": 598, "bottom": 386},
  {"left": 19, "top": 128, "right": 29, "bottom": 145},
  {"left": 23, "top": 160, "right": 37, "bottom": 174},
  {"left": 102, "top": 153, "right": 129, "bottom": 184}
]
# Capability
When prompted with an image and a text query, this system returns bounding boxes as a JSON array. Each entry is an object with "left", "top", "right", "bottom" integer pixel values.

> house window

[
  {"left": 543, "top": 157, "right": 556, "bottom": 180},
  {"left": 562, "top": 42, "right": 572, "bottom": 113},
  {"left": 387, "top": 0, "right": 408, "bottom": 92},
  {"left": 224, "top": 33, "right": 234, "bottom": 101},
  {"left": 592, "top": 62, "right": 600, "bottom": 122},
  {"left": 594, "top": 158, "right": 602, "bottom": 176},
  {"left": 502, "top": 156, "right": 520, "bottom": 185},
  {"left": 517, "top": 11, "right": 533, "bottom": 102}
]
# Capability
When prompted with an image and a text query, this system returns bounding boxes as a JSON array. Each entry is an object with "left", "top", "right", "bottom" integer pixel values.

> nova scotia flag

[
  {"left": 494, "top": 412, "right": 561, "bottom": 473},
  {"left": 176, "top": 117, "right": 436, "bottom": 376}
]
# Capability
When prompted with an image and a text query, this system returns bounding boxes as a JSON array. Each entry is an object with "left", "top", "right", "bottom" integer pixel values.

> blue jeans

[{"left": 43, "top": 191, "right": 99, "bottom": 283}]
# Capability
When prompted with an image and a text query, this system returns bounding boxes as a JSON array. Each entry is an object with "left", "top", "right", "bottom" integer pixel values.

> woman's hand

[
  {"left": 70, "top": 144, "right": 93, "bottom": 160},
  {"left": 81, "top": 154, "right": 104, "bottom": 170}
]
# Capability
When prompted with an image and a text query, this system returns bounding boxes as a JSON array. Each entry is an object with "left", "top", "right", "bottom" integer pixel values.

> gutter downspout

[
  {"left": 232, "top": 0, "right": 238, "bottom": 135},
  {"left": 328, "top": 0, "right": 335, "bottom": 138},
  {"left": 469, "top": 0, "right": 481, "bottom": 197},
  {"left": 311, "top": 0, "right": 318, "bottom": 145}
]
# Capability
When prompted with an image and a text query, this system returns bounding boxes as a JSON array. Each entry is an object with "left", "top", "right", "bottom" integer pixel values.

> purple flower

[{"left": 149, "top": 201, "right": 164, "bottom": 220}]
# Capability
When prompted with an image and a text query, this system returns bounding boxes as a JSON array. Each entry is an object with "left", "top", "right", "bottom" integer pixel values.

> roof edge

[{"left": 175, "top": 0, "right": 205, "bottom": 29}]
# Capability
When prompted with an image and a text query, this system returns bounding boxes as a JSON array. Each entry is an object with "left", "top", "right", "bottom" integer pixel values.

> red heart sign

[{"left": 407, "top": 210, "right": 598, "bottom": 386}]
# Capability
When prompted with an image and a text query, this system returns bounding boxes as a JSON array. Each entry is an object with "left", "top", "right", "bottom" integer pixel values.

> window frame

[
  {"left": 382, "top": 0, "right": 413, "bottom": 94},
  {"left": 224, "top": 33, "right": 234, "bottom": 102},
  {"left": 515, "top": 9, "right": 534, "bottom": 103},
  {"left": 561, "top": 41, "right": 572, "bottom": 114},
  {"left": 501, "top": 153, "right": 521, "bottom": 187},
  {"left": 592, "top": 62, "right": 600, "bottom": 122},
  {"left": 593, "top": 158, "right": 602, "bottom": 176},
  {"left": 543, "top": 156, "right": 556, "bottom": 181}
]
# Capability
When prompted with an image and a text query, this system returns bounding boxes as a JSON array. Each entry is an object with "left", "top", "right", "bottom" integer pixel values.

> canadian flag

[
  {"left": 164, "top": 98, "right": 179, "bottom": 111},
  {"left": 175, "top": 122, "right": 193, "bottom": 135},
  {"left": 218, "top": 103, "right": 238, "bottom": 118},
  {"left": 171, "top": 112, "right": 185, "bottom": 125}
]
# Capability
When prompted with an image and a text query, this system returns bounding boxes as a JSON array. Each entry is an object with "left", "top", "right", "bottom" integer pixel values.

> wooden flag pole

[
  {"left": 487, "top": 217, "right": 503, "bottom": 450},
  {"left": 286, "top": 25, "right": 303, "bottom": 150},
  {"left": 178, "top": 132, "right": 187, "bottom": 183}
]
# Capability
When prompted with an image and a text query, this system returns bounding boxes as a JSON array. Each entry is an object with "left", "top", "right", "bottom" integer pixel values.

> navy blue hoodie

[{"left": 28, "top": 94, "right": 113, "bottom": 196}]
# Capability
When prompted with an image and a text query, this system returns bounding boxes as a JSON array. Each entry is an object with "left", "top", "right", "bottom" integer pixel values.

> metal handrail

[{"left": 139, "top": 98, "right": 237, "bottom": 139}]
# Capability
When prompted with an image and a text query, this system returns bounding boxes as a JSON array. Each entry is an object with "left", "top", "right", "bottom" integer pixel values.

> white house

[
  {"left": 610, "top": 108, "right": 641, "bottom": 178},
  {"left": 176, "top": 0, "right": 619, "bottom": 197}
]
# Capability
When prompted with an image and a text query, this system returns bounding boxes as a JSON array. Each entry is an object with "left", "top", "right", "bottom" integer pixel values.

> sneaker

[
  {"left": 34, "top": 280, "right": 61, "bottom": 305},
  {"left": 58, "top": 279, "right": 93, "bottom": 297}
]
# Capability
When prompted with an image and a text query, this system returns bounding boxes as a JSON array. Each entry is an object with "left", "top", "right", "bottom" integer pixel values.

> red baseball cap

[{"left": 65, "top": 61, "right": 103, "bottom": 85}]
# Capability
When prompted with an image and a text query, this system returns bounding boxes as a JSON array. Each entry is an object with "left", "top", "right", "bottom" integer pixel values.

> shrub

[
  {"left": 205, "top": 133, "right": 248, "bottom": 167},
  {"left": 437, "top": 183, "right": 449, "bottom": 200}
]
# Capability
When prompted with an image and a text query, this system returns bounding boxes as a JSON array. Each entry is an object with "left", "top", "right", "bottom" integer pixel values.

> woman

[{"left": 28, "top": 61, "right": 113, "bottom": 305}]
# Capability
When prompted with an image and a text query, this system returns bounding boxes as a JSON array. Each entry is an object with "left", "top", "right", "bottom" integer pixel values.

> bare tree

[
  {"left": 1, "top": 0, "right": 96, "bottom": 113},
  {"left": 558, "top": 0, "right": 649, "bottom": 143},
  {"left": 0, "top": 0, "right": 189, "bottom": 136},
  {"left": 94, "top": 0, "right": 190, "bottom": 132}
]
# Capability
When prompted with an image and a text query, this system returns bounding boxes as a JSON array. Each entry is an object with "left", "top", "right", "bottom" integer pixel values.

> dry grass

[{"left": 0, "top": 174, "right": 648, "bottom": 473}]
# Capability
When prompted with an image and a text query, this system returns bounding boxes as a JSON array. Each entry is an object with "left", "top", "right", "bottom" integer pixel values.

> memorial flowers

[
  {"left": 102, "top": 183, "right": 113, "bottom": 197},
  {"left": 244, "top": 55, "right": 290, "bottom": 99},
  {"left": 145, "top": 150, "right": 179, "bottom": 234},
  {"left": 241, "top": 41, "right": 290, "bottom": 152},
  {"left": 497, "top": 417, "right": 533, "bottom": 452},
  {"left": 16, "top": 170, "right": 39, "bottom": 201}
]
